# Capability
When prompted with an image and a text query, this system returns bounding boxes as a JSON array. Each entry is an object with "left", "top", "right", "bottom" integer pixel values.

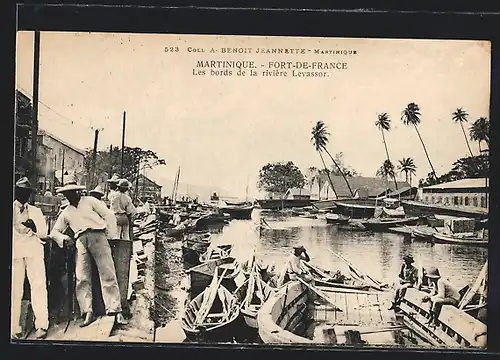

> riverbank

[{"left": 153, "top": 235, "right": 186, "bottom": 342}]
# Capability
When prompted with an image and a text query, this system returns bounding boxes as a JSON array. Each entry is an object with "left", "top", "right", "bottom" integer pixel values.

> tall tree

[
  {"left": 329, "top": 152, "right": 359, "bottom": 177},
  {"left": 305, "top": 166, "right": 318, "bottom": 191},
  {"left": 257, "top": 161, "right": 305, "bottom": 195},
  {"left": 398, "top": 157, "right": 417, "bottom": 187},
  {"left": 311, "top": 121, "right": 354, "bottom": 198},
  {"left": 376, "top": 159, "right": 396, "bottom": 194},
  {"left": 452, "top": 107, "right": 474, "bottom": 157},
  {"left": 375, "top": 112, "right": 398, "bottom": 190},
  {"left": 401, "top": 103, "right": 437, "bottom": 180},
  {"left": 469, "top": 117, "right": 490, "bottom": 152}
]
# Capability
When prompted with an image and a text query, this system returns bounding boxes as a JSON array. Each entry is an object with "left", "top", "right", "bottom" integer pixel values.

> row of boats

[{"left": 176, "top": 233, "right": 487, "bottom": 348}]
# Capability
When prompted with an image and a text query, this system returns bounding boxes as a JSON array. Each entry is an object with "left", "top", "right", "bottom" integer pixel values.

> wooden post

[
  {"left": 120, "top": 111, "right": 126, "bottom": 177},
  {"left": 61, "top": 149, "right": 65, "bottom": 186},
  {"left": 31, "top": 30, "right": 41, "bottom": 194}
]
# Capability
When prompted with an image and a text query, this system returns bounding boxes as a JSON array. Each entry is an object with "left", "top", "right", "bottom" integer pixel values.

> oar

[
  {"left": 296, "top": 277, "right": 343, "bottom": 312},
  {"left": 328, "top": 249, "right": 384, "bottom": 291},
  {"left": 459, "top": 260, "right": 488, "bottom": 310}
]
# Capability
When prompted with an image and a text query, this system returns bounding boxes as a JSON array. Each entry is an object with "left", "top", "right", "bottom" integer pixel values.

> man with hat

[
  {"left": 106, "top": 174, "right": 120, "bottom": 202},
  {"left": 422, "top": 267, "right": 460, "bottom": 326},
  {"left": 110, "top": 179, "right": 137, "bottom": 241},
  {"left": 49, "top": 174, "right": 126, "bottom": 327},
  {"left": 89, "top": 185, "right": 106, "bottom": 202},
  {"left": 11, "top": 177, "right": 50, "bottom": 339},
  {"left": 388, "top": 254, "right": 418, "bottom": 311},
  {"left": 279, "top": 245, "right": 313, "bottom": 286}
]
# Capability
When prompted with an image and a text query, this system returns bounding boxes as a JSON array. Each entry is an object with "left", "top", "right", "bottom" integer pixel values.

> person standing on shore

[
  {"left": 106, "top": 174, "right": 120, "bottom": 202},
  {"left": 89, "top": 185, "right": 106, "bottom": 202},
  {"left": 11, "top": 177, "right": 50, "bottom": 339},
  {"left": 110, "top": 179, "right": 137, "bottom": 240},
  {"left": 49, "top": 175, "right": 126, "bottom": 327}
]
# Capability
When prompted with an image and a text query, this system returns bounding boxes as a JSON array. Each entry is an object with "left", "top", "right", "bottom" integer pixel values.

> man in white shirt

[
  {"left": 278, "top": 245, "right": 313, "bottom": 285},
  {"left": 50, "top": 175, "right": 126, "bottom": 327},
  {"left": 110, "top": 179, "right": 137, "bottom": 240},
  {"left": 11, "top": 177, "right": 50, "bottom": 339},
  {"left": 106, "top": 174, "right": 120, "bottom": 202}
]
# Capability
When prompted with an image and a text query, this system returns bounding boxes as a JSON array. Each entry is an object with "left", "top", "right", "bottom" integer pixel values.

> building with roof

[
  {"left": 36, "top": 128, "right": 86, "bottom": 192},
  {"left": 134, "top": 174, "right": 163, "bottom": 202},
  {"left": 419, "top": 178, "right": 489, "bottom": 209},
  {"left": 310, "top": 175, "right": 411, "bottom": 200},
  {"left": 285, "top": 187, "right": 311, "bottom": 200}
]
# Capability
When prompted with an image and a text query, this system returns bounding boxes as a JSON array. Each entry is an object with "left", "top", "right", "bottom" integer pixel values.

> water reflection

[{"left": 209, "top": 210, "right": 487, "bottom": 288}]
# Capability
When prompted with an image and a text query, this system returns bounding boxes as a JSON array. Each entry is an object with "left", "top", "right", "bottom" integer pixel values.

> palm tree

[
  {"left": 311, "top": 121, "right": 354, "bottom": 198},
  {"left": 376, "top": 160, "right": 395, "bottom": 195},
  {"left": 375, "top": 112, "right": 398, "bottom": 190},
  {"left": 469, "top": 117, "right": 490, "bottom": 152},
  {"left": 398, "top": 157, "right": 417, "bottom": 187},
  {"left": 306, "top": 166, "right": 318, "bottom": 191},
  {"left": 401, "top": 103, "right": 437, "bottom": 180},
  {"left": 452, "top": 107, "right": 474, "bottom": 157}
]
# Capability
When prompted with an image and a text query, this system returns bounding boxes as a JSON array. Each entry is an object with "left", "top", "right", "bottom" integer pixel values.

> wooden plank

[
  {"left": 345, "top": 293, "right": 359, "bottom": 325},
  {"left": 438, "top": 306, "right": 487, "bottom": 347},
  {"left": 355, "top": 293, "right": 373, "bottom": 324}
]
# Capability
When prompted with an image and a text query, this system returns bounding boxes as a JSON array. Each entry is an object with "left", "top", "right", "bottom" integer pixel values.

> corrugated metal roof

[
  {"left": 314, "top": 175, "right": 410, "bottom": 198},
  {"left": 424, "top": 178, "right": 489, "bottom": 190},
  {"left": 38, "top": 128, "right": 86, "bottom": 156}
]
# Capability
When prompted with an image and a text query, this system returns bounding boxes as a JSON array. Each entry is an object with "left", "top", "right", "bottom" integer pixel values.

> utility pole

[
  {"left": 120, "top": 111, "right": 126, "bottom": 177},
  {"left": 31, "top": 30, "right": 41, "bottom": 195},
  {"left": 91, "top": 128, "right": 100, "bottom": 188},
  {"left": 61, "top": 149, "right": 65, "bottom": 186}
]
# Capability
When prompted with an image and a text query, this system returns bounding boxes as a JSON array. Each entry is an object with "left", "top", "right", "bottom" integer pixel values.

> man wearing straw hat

[
  {"left": 89, "top": 185, "right": 106, "bottom": 202},
  {"left": 421, "top": 267, "right": 460, "bottom": 326},
  {"left": 106, "top": 174, "right": 120, "bottom": 202},
  {"left": 388, "top": 254, "right": 418, "bottom": 311},
  {"left": 11, "top": 177, "right": 50, "bottom": 339},
  {"left": 49, "top": 174, "right": 126, "bottom": 327},
  {"left": 110, "top": 179, "right": 137, "bottom": 241}
]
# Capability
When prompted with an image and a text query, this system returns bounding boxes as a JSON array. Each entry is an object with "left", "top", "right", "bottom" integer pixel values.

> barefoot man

[{"left": 49, "top": 175, "right": 127, "bottom": 327}]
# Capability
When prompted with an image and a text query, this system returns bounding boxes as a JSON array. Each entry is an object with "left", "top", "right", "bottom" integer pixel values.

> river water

[{"left": 208, "top": 209, "right": 488, "bottom": 289}]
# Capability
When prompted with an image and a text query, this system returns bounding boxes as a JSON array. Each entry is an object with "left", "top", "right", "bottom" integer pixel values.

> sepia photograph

[{"left": 13, "top": 31, "right": 489, "bottom": 349}]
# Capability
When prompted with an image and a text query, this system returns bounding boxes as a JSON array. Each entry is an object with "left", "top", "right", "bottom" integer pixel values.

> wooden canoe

[
  {"left": 181, "top": 285, "right": 241, "bottom": 343},
  {"left": 361, "top": 217, "right": 421, "bottom": 232},
  {"left": 233, "top": 277, "right": 276, "bottom": 329},
  {"left": 398, "top": 287, "right": 486, "bottom": 348},
  {"left": 301, "top": 262, "right": 373, "bottom": 291},
  {"left": 258, "top": 280, "right": 407, "bottom": 346},
  {"left": 325, "top": 213, "right": 350, "bottom": 225},
  {"left": 411, "top": 227, "right": 435, "bottom": 241},
  {"left": 432, "top": 232, "right": 488, "bottom": 247},
  {"left": 186, "top": 257, "right": 241, "bottom": 298}
]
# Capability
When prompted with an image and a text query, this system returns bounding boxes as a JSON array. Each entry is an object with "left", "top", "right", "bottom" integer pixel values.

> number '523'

[{"left": 165, "top": 46, "right": 180, "bottom": 52}]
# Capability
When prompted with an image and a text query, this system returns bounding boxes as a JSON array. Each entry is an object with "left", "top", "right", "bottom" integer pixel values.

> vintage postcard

[{"left": 13, "top": 32, "right": 489, "bottom": 349}]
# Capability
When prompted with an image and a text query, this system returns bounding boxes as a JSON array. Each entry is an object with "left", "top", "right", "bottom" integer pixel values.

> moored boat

[
  {"left": 302, "top": 261, "right": 374, "bottom": 291},
  {"left": 257, "top": 280, "right": 409, "bottom": 346},
  {"left": 398, "top": 287, "right": 486, "bottom": 348},
  {"left": 360, "top": 217, "right": 421, "bottom": 232},
  {"left": 233, "top": 263, "right": 276, "bottom": 330},
  {"left": 199, "top": 244, "right": 233, "bottom": 263},
  {"left": 325, "top": 213, "right": 350, "bottom": 225},
  {"left": 181, "top": 232, "right": 212, "bottom": 264},
  {"left": 187, "top": 256, "right": 241, "bottom": 298},
  {"left": 181, "top": 268, "right": 241, "bottom": 343},
  {"left": 218, "top": 204, "right": 254, "bottom": 220},
  {"left": 401, "top": 200, "right": 488, "bottom": 225},
  {"left": 410, "top": 226, "right": 437, "bottom": 241},
  {"left": 431, "top": 231, "right": 488, "bottom": 247}
]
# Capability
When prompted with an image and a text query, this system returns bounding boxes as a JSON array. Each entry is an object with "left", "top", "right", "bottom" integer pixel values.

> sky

[{"left": 15, "top": 32, "right": 491, "bottom": 198}]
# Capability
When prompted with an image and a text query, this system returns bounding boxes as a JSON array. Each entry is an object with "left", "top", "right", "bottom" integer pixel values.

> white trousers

[{"left": 11, "top": 256, "right": 49, "bottom": 333}]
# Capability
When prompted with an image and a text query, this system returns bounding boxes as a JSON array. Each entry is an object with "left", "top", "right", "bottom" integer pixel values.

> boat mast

[
  {"left": 245, "top": 175, "right": 249, "bottom": 203},
  {"left": 171, "top": 166, "right": 180, "bottom": 204}
]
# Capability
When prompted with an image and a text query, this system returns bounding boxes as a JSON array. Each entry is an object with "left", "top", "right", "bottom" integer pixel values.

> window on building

[
  {"left": 473, "top": 197, "right": 478, "bottom": 207},
  {"left": 430, "top": 196, "right": 435, "bottom": 203},
  {"left": 453, "top": 196, "right": 459, "bottom": 205},
  {"left": 425, "top": 196, "right": 429, "bottom": 203},
  {"left": 481, "top": 196, "right": 487, "bottom": 208},
  {"left": 444, "top": 197, "right": 449, "bottom": 205},
  {"left": 464, "top": 197, "right": 470, "bottom": 206},
  {"left": 459, "top": 197, "right": 463, "bottom": 205},
  {"left": 437, "top": 196, "right": 442, "bottom": 203}
]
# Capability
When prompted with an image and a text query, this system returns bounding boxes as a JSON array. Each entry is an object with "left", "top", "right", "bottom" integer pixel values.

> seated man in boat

[
  {"left": 421, "top": 267, "right": 460, "bottom": 326},
  {"left": 388, "top": 254, "right": 418, "bottom": 311},
  {"left": 279, "top": 245, "right": 313, "bottom": 285}
]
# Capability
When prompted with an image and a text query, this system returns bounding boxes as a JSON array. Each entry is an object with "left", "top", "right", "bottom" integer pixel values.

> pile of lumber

[{"left": 133, "top": 214, "right": 158, "bottom": 238}]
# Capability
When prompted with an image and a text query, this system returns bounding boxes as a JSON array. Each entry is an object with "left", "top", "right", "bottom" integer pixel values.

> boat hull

[
  {"left": 361, "top": 217, "right": 421, "bottom": 232},
  {"left": 311, "top": 200, "right": 337, "bottom": 211},
  {"left": 401, "top": 200, "right": 488, "bottom": 226},
  {"left": 432, "top": 233, "right": 488, "bottom": 247},
  {"left": 333, "top": 199, "right": 379, "bottom": 219},
  {"left": 219, "top": 206, "right": 254, "bottom": 220},
  {"left": 256, "top": 199, "right": 311, "bottom": 210},
  {"left": 187, "top": 257, "right": 240, "bottom": 298},
  {"left": 325, "top": 215, "right": 350, "bottom": 225},
  {"left": 398, "top": 287, "right": 486, "bottom": 348}
]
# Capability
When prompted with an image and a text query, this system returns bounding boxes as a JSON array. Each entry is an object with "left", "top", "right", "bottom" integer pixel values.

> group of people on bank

[{"left": 11, "top": 173, "right": 139, "bottom": 340}]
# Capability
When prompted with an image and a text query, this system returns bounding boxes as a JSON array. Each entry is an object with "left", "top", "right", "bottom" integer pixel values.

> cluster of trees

[
  {"left": 82, "top": 145, "right": 166, "bottom": 188},
  {"left": 257, "top": 105, "right": 489, "bottom": 197}
]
